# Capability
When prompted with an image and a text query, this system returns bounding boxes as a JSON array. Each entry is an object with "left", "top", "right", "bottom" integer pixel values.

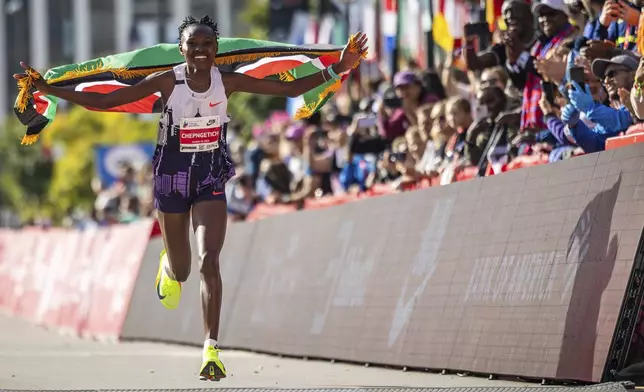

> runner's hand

[
  {"left": 13, "top": 62, "right": 49, "bottom": 92},
  {"left": 336, "top": 32, "right": 369, "bottom": 74}
]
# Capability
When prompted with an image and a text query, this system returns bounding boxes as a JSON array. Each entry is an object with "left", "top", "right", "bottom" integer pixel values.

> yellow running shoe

[
  {"left": 155, "top": 249, "right": 181, "bottom": 310},
  {"left": 199, "top": 346, "right": 226, "bottom": 381}
]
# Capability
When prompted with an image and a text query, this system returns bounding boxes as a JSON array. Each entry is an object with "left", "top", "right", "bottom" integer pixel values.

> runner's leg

[
  {"left": 155, "top": 211, "right": 192, "bottom": 310},
  {"left": 192, "top": 198, "right": 228, "bottom": 380},
  {"left": 191, "top": 199, "right": 227, "bottom": 341},
  {"left": 157, "top": 211, "right": 192, "bottom": 281}
]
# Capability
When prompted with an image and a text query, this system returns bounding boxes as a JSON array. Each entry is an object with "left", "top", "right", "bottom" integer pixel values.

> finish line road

[{"left": 0, "top": 314, "right": 530, "bottom": 390}]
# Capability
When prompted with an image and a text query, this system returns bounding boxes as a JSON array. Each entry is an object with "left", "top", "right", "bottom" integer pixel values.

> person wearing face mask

[
  {"left": 377, "top": 71, "right": 440, "bottom": 142},
  {"left": 465, "top": 86, "right": 510, "bottom": 167},
  {"left": 481, "top": 66, "right": 524, "bottom": 122}
]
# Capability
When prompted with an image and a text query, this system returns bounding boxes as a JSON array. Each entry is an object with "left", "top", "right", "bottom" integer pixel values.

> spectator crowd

[{"left": 74, "top": 0, "right": 644, "bottom": 224}]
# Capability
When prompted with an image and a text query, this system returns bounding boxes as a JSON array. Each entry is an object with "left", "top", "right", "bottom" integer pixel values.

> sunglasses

[
  {"left": 538, "top": 8, "right": 558, "bottom": 17},
  {"left": 481, "top": 77, "right": 500, "bottom": 86},
  {"left": 605, "top": 67, "right": 631, "bottom": 79}
]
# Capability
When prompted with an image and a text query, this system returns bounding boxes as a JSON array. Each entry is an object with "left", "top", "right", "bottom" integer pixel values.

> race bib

[{"left": 179, "top": 116, "right": 221, "bottom": 153}]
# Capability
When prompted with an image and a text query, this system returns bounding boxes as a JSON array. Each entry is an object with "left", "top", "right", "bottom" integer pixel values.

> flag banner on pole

[{"left": 14, "top": 37, "right": 363, "bottom": 145}]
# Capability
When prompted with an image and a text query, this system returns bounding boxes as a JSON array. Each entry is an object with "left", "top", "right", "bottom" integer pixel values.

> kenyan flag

[{"left": 14, "top": 38, "right": 350, "bottom": 145}]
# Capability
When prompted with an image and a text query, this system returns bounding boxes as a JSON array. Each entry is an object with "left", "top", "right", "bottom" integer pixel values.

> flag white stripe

[
  {"left": 75, "top": 80, "right": 161, "bottom": 97},
  {"left": 235, "top": 55, "right": 326, "bottom": 75}
]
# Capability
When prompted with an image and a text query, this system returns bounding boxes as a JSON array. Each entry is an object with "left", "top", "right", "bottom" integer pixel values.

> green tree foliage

[
  {"left": 228, "top": 91, "right": 286, "bottom": 141},
  {"left": 230, "top": 0, "right": 284, "bottom": 140},
  {"left": 39, "top": 108, "right": 157, "bottom": 222},
  {"left": 239, "top": 0, "right": 270, "bottom": 40},
  {"left": 0, "top": 107, "right": 156, "bottom": 223},
  {"left": 0, "top": 118, "right": 54, "bottom": 222},
  {"left": 43, "top": 107, "right": 158, "bottom": 222}
]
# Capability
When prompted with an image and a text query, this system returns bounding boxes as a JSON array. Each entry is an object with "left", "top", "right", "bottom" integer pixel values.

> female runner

[{"left": 13, "top": 15, "right": 368, "bottom": 381}]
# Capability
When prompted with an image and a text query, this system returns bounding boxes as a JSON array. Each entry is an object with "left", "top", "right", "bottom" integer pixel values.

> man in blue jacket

[{"left": 562, "top": 52, "right": 638, "bottom": 152}]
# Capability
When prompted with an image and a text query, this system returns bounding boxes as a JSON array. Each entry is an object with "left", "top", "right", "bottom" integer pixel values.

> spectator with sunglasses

[{"left": 563, "top": 53, "right": 637, "bottom": 152}]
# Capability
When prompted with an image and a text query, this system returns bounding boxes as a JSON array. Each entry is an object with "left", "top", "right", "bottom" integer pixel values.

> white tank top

[{"left": 157, "top": 64, "right": 230, "bottom": 152}]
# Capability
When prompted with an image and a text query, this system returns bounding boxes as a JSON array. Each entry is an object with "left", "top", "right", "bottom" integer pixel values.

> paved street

[{"left": 0, "top": 313, "right": 532, "bottom": 390}]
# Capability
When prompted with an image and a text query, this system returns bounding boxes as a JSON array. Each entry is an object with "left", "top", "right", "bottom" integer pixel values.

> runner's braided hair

[{"left": 178, "top": 15, "right": 219, "bottom": 41}]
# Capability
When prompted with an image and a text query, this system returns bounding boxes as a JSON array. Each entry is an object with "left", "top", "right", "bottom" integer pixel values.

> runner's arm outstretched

[
  {"left": 223, "top": 32, "right": 368, "bottom": 97},
  {"left": 13, "top": 65, "right": 174, "bottom": 109}
]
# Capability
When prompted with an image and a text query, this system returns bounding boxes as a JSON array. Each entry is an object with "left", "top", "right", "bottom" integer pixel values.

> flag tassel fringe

[
  {"left": 15, "top": 78, "right": 35, "bottom": 113},
  {"left": 293, "top": 80, "right": 342, "bottom": 120},
  {"left": 216, "top": 50, "right": 340, "bottom": 66},
  {"left": 15, "top": 67, "right": 43, "bottom": 113},
  {"left": 20, "top": 134, "right": 39, "bottom": 146},
  {"left": 279, "top": 71, "right": 295, "bottom": 82}
]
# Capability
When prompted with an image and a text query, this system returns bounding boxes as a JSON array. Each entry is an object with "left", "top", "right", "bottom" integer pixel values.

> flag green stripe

[
  {"left": 289, "top": 63, "right": 337, "bottom": 111},
  {"left": 42, "top": 95, "right": 58, "bottom": 121},
  {"left": 44, "top": 40, "right": 342, "bottom": 81}
]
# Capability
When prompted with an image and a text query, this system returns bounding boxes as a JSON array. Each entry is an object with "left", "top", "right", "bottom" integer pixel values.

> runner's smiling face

[{"left": 180, "top": 25, "right": 218, "bottom": 72}]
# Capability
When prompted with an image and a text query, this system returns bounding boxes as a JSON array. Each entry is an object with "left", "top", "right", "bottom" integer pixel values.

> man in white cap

[
  {"left": 533, "top": 0, "right": 574, "bottom": 37},
  {"left": 511, "top": 0, "right": 575, "bottom": 131}
]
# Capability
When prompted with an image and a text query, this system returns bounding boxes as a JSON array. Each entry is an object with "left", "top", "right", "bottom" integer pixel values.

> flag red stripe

[
  {"left": 33, "top": 92, "right": 50, "bottom": 115},
  {"left": 242, "top": 59, "right": 307, "bottom": 78},
  {"left": 319, "top": 54, "right": 341, "bottom": 67},
  {"left": 79, "top": 84, "right": 159, "bottom": 113}
]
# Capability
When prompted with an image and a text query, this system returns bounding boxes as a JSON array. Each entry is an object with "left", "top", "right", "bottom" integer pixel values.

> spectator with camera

[
  {"left": 563, "top": 52, "right": 638, "bottom": 151},
  {"left": 602, "top": 0, "right": 641, "bottom": 51},
  {"left": 463, "top": 0, "right": 535, "bottom": 89}
]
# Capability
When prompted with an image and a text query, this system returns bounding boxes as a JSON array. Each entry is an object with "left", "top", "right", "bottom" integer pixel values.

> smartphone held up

[
  {"left": 541, "top": 81, "right": 557, "bottom": 105},
  {"left": 569, "top": 66, "right": 586, "bottom": 86}
]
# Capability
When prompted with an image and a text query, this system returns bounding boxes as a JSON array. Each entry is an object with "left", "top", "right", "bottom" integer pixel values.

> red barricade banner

[
  {"left": 504, "top": 153, "right": 549, "bottom": 171},
  {"left": 246, "top": 204, "right": 297, "bottom": 221},
  {"left": 0, "top": 220, "right": 153, "bottom": 341}
]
